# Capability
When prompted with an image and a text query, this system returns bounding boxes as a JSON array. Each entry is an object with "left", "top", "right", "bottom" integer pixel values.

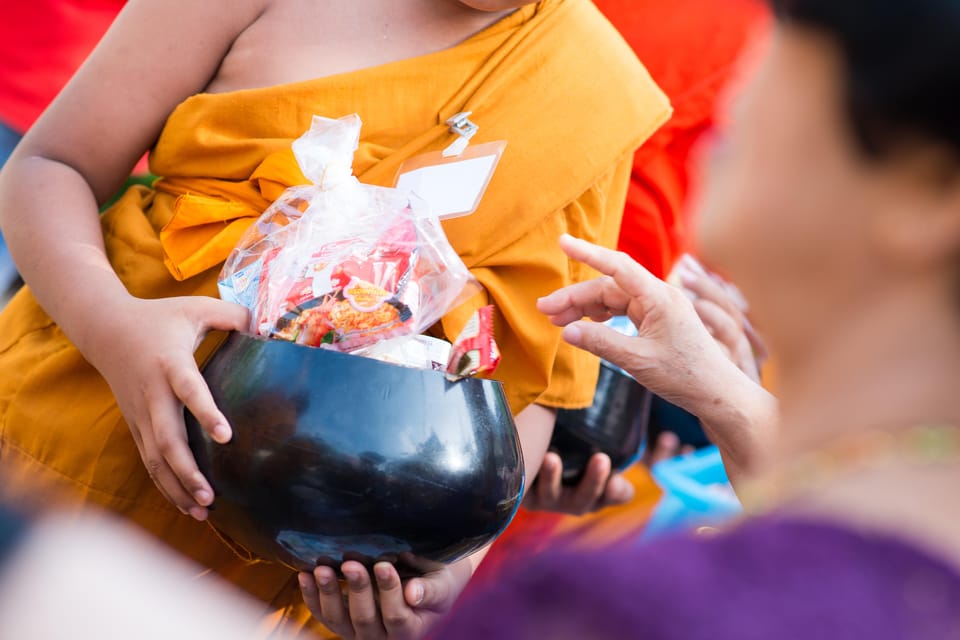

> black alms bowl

[
  {"left": 550, "top": 361, "right": 652, "bottom": 485},
  {"left": 185, "top": 332, "right": 525, "bottom": 575}
]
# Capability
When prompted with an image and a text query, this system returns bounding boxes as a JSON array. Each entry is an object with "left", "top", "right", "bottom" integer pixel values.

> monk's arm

[
  {"left": 0, "top": 0, "right": 267, "bottom": 519},
  {"left": 0, "top": 0, "right": 264, "bottom": 339}
]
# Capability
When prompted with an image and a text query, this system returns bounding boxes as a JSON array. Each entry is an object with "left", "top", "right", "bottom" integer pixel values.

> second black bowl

[{"left": 550, "top": 361, "right": 652, "bottom": 485}]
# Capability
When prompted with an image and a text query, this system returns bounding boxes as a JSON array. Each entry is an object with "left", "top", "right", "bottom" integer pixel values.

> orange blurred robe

[
  {"left": 597, "top": 0, "right": 770, "bottom": 277},
  {"left": 0, "top": 1, "right": 669, "bottom": 636}
]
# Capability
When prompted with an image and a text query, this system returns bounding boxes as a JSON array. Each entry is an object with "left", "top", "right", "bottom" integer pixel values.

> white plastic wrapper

[{"left": 218, "top": 114, "right": 479, "bottom": 353}]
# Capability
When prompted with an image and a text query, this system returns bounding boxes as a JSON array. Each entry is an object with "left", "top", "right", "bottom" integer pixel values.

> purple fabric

[{"left": 435, "top": 517, "right": 960, "bottom": 639}]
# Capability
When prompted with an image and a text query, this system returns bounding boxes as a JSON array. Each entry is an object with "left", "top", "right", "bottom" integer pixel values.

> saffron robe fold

[{"left": 0, "top": 0, "right": 669, "bottom": 635}]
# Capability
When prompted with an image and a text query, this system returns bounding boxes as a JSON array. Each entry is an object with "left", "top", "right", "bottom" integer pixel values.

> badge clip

[{"left": 443, "top": 112, "right": 479, "bottom": 158}]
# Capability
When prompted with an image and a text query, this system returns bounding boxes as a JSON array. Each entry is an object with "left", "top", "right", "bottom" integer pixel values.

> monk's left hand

[
  {"left": 300, "top": 558, "right": 470, "bottom": 640},
  {"left": 524, "top": 451, "right": 634, "bottom": 515}
]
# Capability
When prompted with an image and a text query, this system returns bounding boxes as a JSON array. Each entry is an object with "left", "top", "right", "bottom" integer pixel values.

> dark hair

[{"left": 771, "top": 0, "right": 960, "bottom": 159}]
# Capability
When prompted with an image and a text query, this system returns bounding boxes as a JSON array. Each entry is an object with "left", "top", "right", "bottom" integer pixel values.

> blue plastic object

[{"left": 642, "top": 446, "right": 742, "bottom": 540}]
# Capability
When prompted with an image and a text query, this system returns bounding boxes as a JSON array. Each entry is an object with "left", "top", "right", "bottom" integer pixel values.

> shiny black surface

[
  {"left": 186, "top": 332, "right": 525, "bottom": 575},
  {"left": 551, "top": 362, "right": 652, "bottom": 485}
]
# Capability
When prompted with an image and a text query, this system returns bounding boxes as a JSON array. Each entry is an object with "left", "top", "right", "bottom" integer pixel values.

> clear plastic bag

[{"left": 219, "top": 114, "right": 478, "bottom": 352}]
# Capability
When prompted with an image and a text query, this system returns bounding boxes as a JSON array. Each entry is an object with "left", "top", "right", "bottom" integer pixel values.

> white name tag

[{"left": 396, "top": 141, "right": 506, "bottom": 220}]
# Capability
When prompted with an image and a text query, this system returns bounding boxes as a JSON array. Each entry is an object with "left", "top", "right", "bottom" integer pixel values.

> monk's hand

[
  {"left": 524, "top": 451, "right": 634, "bottom": 515},
  {"left": 300, "top": 558, "right": 469, "bottom": 640},
  {"left": 84, "top": 294, "right": 249, "bottom": 521},
  {"left": 537, "top": 235, "right": 736, "bottom": 420}
]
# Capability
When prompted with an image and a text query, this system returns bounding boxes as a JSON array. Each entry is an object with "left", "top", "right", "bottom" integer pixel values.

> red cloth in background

[
  {"left": 0, "top": 0, "right": 126, "bottom": 133},
  {"left": 596, "top": 0, "right": 770, "bottom": 277}
]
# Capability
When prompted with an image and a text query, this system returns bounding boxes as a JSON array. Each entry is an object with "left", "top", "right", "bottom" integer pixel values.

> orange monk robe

[
  {"left": 596, "top": 0, "right": 770, "bottom": 278},
  {"left": 0, "top": 1, "right": 670, "bottom": 636}
]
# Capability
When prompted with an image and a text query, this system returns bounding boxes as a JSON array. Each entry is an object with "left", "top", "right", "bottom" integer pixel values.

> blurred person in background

[
  {"left": 0, "top": 495, "right": 295, "bottom": 639},
  {"left": 436, "top": 0, "right": 960, "bottom": 636}
]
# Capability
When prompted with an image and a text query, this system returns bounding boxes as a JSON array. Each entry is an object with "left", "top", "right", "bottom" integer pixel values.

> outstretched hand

[
  {"left": 538, "top": 235, "right": 774, "bottom": 483},
  {"left": 538, "top": 235, "right": 732, "bottom": 415},
  {"left": 673, "top": 254, "right": 766, "bottom": 382},
  {"left": 86, "top": 295, "right": 249, "bottom": 521}
]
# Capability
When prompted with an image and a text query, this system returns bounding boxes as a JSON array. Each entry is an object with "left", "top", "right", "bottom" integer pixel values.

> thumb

[
  {"left": 561, "top": 322, "right": 642, "bottom": 368},
  {"left": 404, "top": 572, "right": 451, "bottom": 612},
  {"left": 192, "top": 297, "right": 251, "bottom": 333}
]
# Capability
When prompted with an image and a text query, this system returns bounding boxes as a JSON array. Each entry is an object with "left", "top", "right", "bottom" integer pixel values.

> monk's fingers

[
  {"left": 164, "top": 353, "right": 232, "bottom": 445},
  {"left": 566, "top": 453, "right": 612, "bottom": 515},
  {"left": 299, "top": 572, "right": 325, "bottom": 622},
  {"left": 527, "top": 452, "right": 563, "bottom": 511},
  {"left": 374, "top": 563, "right": 421, "bottom": 638},
  {"left": 143, "top": 375, "right": 213, "bottom": 516},
  {"left": 309, "top": 566, "right": 355, "bottom": 638},
  {"left": 342, "top": 562, "right": 387, "bottom": 639},
  {"left": 538, "top": 277, "right": 631, "bottom": 326},
  {"left": 137, "top": 422, "right": 207, "bottom": 520},
  {"left": 558, "top": 235, "right": 662, "bottom": 302},
  {"left": 183, "top": 296, "right": 250, "bottom": 337},
  {"left": 125, "top": 413, "right": 191, "bottom": 516},
  {"left": 600, "top": 472, "right": 635, "bottom": 509}
]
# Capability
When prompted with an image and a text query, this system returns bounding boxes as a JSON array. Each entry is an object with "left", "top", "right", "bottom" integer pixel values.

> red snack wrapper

[
  {"left": 260, "top": 215, "right": 418, "bottom": 350},
  {"left": 218, "top": 114, "right": 479, "bottom": 354},
  {"left": 445, "top": 306, "right": 501, "bottom": 380}
]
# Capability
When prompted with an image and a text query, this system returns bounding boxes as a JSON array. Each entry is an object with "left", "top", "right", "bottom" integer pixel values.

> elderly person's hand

[
  {"left": 671, "top": 254, "right": 767, "bottom": 383},
  {"left": 537, "top": 235, "right": 776, "bottom": 484}
]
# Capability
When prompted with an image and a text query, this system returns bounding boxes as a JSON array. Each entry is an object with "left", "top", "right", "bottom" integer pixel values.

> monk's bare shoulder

[{"left": 20, "top": 0, "right": 270, "bottom": 202}]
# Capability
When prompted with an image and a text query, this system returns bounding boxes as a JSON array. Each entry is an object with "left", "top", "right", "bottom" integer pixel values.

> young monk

[{"left": 0, "top": 0, "right": 670, "bottom": 637}]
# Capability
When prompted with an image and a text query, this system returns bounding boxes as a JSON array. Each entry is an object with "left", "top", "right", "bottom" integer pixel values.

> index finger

[
  {"left": 168, "top": 355, "right": 232, "bottom": 445},
  {"left": 558, "top": 234, "right": 663, "bottom": 303}
]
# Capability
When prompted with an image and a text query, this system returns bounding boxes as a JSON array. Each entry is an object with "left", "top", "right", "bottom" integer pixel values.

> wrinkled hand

[
  {"left": 300, "top": 557, "right": 470, "bottom": 640},
  {"left": 524, "top": 451, "right": 634, "bottom": 515},
  {"left": 672, "top": 255, "right": 766, "bottom": 383},
  {"left": 537, "top": 235, "right": 736, "bottom": 418},
  {"left": 85, "top": 295, "right": 249, "bottom": 520}
]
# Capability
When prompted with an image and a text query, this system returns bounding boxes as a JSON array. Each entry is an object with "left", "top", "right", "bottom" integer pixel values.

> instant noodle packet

[{"left": 219, "top": 114, "right": 479, "bottom": 354}]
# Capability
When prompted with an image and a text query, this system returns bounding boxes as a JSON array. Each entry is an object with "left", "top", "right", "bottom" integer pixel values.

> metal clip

[{"left": 443, "top": 112, "right": 479, "bottom": 157}]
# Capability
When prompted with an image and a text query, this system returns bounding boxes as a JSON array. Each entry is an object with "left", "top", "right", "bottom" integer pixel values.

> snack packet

[
  {"left": 219, "top": 114, "right": 478, "bottom": 353},
  {"left": 445, "top": 306, "right": 501, "bottom": 380}
]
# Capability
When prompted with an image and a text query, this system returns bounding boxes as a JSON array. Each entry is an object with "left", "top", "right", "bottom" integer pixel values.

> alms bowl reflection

[{"left": 186, "top": 332, "right": 525, "bottom": 575}]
